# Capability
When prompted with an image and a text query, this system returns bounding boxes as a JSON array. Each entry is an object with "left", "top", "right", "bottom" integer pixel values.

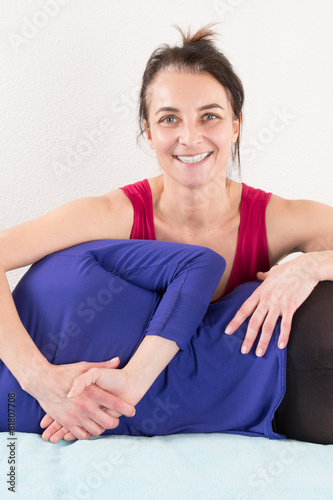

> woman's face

[{"left": 145, "top": 71, "right": 240, "bottom": 189}]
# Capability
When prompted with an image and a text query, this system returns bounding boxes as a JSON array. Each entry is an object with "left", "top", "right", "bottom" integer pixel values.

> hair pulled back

[{"left": 138, "top": 23, "right": 244, "bottom": 178}]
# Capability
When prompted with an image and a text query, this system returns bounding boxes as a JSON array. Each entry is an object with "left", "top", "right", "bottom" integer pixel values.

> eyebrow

[{"left": 154, "top": 103, "right": 225, "bottom": 115}]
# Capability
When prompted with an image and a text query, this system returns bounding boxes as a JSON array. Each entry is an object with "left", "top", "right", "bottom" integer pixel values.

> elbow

[
  {"left": 0, "top": 249, "right": 6, "bottom": 273},
  {"left": 0, "top": 261, "right": 8, "bottom": 276},
  {"left": 0, "top": 232, "right": 13, "bottom": 273}
]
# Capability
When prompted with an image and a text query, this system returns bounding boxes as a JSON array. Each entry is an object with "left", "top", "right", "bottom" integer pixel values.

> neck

[{"left": 154, "top": 174, "right": 236, "bottom": 231}]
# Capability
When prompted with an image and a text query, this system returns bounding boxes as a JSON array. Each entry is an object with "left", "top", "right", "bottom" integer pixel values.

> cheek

[
  {"left": 211, "top": 123, "right": 235, "bottom": 145},
  {"left": 151, "top": 128, "right": 176, "bottom": 151}
]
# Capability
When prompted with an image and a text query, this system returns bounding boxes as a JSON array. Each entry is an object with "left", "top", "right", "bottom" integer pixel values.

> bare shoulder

[
  {"left": 265, "top": 193, "right": 333, "bottom": 263},
  {"left": 103, "top": 187, "right": 134, "bottom": 214},
  {"left": 101, "top": 187, "right": 135, "bottom": 234}
]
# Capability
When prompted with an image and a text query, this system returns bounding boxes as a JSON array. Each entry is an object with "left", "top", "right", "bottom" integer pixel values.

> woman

[{"left": 0, "top": 24, "right": 332, "bottom": 444}]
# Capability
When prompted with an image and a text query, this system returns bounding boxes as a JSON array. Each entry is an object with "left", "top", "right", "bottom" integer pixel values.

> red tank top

[{"left": 119, "top": 179, "right": 272, "bottom": 300}]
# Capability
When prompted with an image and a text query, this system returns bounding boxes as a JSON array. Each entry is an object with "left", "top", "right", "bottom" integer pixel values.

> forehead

[{"left": 148, "top": 71, "right": 230, "bottom": 112}]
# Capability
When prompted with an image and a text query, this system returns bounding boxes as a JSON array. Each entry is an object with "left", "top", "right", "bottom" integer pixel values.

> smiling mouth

[{"left": 173, "top": 152, "right": 213, "bottom": 164}]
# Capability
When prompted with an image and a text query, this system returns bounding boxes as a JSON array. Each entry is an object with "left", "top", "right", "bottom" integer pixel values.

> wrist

[
  {"left": 19, "top": 356, "right": 52, "bottom": 396},
  {"left": 121, "top": 366, "right": 146, "bottom": 406},
  {"left": 300, "top": 250, "right": 332, "bottom": 282},
  {"left": 122, "top": 336, "right": 179, "bottom": 404}
]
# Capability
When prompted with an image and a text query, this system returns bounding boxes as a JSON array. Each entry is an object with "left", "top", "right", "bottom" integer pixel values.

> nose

[{"left": 178, "top": 120, "right": 203, "bottom": 148}]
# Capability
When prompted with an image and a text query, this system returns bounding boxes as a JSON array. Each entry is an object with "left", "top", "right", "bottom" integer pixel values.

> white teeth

[{"left": 175, "top": 152, "right": 211, "bottom": 164}]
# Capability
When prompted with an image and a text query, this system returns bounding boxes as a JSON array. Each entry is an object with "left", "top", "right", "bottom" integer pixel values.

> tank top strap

[
  {"left": 221, "top": 182, "right": 272, "bottom": 298},
  {"left": 119, "top": 179, "right": 156, "bottom": 240}
]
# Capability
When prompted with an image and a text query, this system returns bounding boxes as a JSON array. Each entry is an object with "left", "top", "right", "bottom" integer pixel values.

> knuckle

[
  {"left": 87, "top": 367, "right": 99, "bottom": 378},
  {"left": 86, "top": 384, "right": 99, "bottom": 397},
  {"left": 281, "top": 315, "right": 292, "bottom": 328},
  {"left": 258, "top": 342, "right": 268, "bottom": 353},
  {"left": 62, "top": 415, "right": 74, "bottom": 429},
  {"left": 241, "top": 301, "right": 253, "bottom": 314},
  {"left": 110, "top": 397, "right": 121, "bottom": 412},
  {"left": 248, "top": 316, "right": 259, "bottom": 329},
  {"left": 109, "top": 417, "right": 120, "bottom": 429},
  {"left": 91, "top": 428, "right": 104, "bottom": 437},
  {"left": 279, "top": 334, "right": 290, "bottom": 345},
  {"left": 261, "top": 289, "right": 273, "bottom": 301},
  {"left": 235, "top": 308, "right": 245, "bottom": 319},
  {"left": 106, "top": 415, "right": 119, "bottom": 428},
  {"left": 244, "top": 331, "right": 256, "bottom": 345},
  {"left": 76, "top": 400, "right": 89, "bottom": 413},
  {"left": 262, "top": 322, "right": 274, "bottom": 334},
  {"left": 78, "top": 429, "right": 90, "bottom": 440},
  {"left": 286, "top": 299, "right": 297, "bottom": 311}
]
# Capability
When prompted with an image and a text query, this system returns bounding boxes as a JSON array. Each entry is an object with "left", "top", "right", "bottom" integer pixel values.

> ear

[
  {"left": 143, "top": 119, "right": 154, "bottom": 149},
  {"left": 231, "top": 115, "right": 241, "bottom": 144}
]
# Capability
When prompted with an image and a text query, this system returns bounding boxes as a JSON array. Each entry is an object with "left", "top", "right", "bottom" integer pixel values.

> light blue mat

[{"left": 0, "top": 432, "right": 332, "bottom": 499}]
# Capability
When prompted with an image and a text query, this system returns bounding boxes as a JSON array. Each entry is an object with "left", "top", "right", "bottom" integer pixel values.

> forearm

[
  {"left": 0, "top": 267, "right": 49, "bottom": 392},
  {"left": 122, "top": 335, "right": 179, "bottom": 405}
]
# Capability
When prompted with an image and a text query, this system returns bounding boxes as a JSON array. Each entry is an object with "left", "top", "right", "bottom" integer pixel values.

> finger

[
  {"left": 41, "top": 421, "right": 63, "bottom": 441},
  {"left": 91, "top": 385, "right": 136, "bottom": 419},
  {"left": 67, "top": 367, "right": 102, "bottom": 398},
  {"left": 103, "top": 407, "right": 124, "bottom": 419},
  {"left": 42, "top": 415, "right": 94, "bottom": 442},
  {"left": 87, "top": 357, "right": 121, "bottom": 370},
  {"left": 277, "top": 309, "right": 294, "bottom": 350},
  {"left": 68, "top": 419, "right": 105, "bottom": 439},
  {"left": 62, "top": 390, "right": 124, "bottom": 436},
  {"left": 84, "top": 404, "right": 121, "bottom": 431},
  {"left": 240, "top": 306, "right": 268, "bottom": 354},
  {"left": 68, "top": 372, "right": 136, "bottom": 419},
  {"left": 50, "top": 425, "right": 93, "bottom": 443},
  {"left": 63, "top": 432, "right": 77, "bottom": 441},
  {"left": 82, "top": 391, "right": 123, "bottom": 429},
  {"left": 49, "top": 427, "right": 72, "bottom": 444},
  {"left": 40, "top": 414, "right": 54, "bottom": 429},
  {"left": 225, "top": 296, "right": 259, "bottom": 335},
  {"left": 256, "top": 271, "right": 269, "bottom": 281},
  {"left": 255, "top": 309, "right": 281, "bottom": 356}
]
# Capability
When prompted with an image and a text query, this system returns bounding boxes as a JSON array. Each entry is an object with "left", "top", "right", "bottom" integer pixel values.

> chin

[
  {"left": 178, "top": 176, "right": 212, "bottom": 190},
  {"left": 179, "top": 168, "right": 221, "bottom": 189}
]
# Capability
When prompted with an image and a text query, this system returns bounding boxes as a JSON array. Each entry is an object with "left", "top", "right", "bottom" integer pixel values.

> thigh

[{"left": 274, "top": 281, "right": 333, "bottom": 444}]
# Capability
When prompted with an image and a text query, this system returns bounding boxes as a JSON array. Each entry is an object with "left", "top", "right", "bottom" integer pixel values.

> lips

[{"left": 173, "top": 151, "right": 213, "bottom": 164}]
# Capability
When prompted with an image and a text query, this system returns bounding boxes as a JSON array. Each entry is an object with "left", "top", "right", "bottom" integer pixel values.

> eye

[
  {"left": 160, "top": 116, "right": 177, "bottom": 123},
  {"left": 203, "top": 113, "right": 219, "bottom": 121}
]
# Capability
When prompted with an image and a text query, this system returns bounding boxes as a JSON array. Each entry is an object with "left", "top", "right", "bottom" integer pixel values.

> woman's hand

[
  {"left": 41, "top": 335, "right": 180, "bottom": 443},
  {"left": 67, "top": 364, "right": 143, "bottom": 405},
  {"left": 224, "top": 253, "right": 320, "bottom": 356},
  {"left": 40, "top": 362, "right": 143, "bottom": 443},
  {"left": 29, "top": 357, "right": 136, "bottom": 443}
]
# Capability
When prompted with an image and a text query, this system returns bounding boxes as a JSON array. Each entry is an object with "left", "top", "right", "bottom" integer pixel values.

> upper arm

[
  {"left": 0, "top": 189, "right": 134, "bottom": 272},
  {"left": 265, "top": 194, "right": 333, "bottom": 264}
]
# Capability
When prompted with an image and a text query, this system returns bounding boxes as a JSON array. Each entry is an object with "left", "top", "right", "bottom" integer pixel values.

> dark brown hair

[{"left": 137, "top": 23, "right": 244, "bottom": 179}]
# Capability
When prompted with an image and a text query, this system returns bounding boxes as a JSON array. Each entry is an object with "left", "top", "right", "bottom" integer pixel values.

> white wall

[{"left": 1, "top": 0, "right": 332, "bottom": 289}]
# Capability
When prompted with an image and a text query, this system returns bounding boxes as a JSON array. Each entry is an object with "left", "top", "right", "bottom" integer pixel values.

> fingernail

[
  {"left": 225, "top": 326, "right": 231, "bottom": 334},
  {"left": 131, "top": 409, "right": 136, "bottom": 417},
  {"left": 109, "top": 357, "right": 119, "bottom": 362},
  {"left": 241, "top": 345, "right": 248, "bottom": 354},
  {"left": 256, "top": 348, "right": 263, "bottom": 357},
  {"left": 67, "top": 387, "right": 76, "bottom": 398},
  {"left": 278, "top": 342, "right": 285, "bottom": 350}
]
